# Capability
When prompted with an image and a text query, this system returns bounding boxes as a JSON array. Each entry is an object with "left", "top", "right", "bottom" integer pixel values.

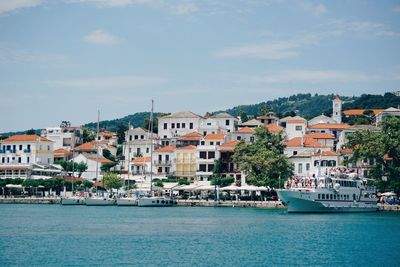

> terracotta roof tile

[
  {"left": 313, "top": 151, "right": 337, "bottom": 156},
  {"left": 204, "top": 133, "right": 226, "bottom": 140},
  {"left": 54, "top": 148, "right": 70, "bottom": 154},
  {"left": 304, "top": 133, "right": 335, "bottom": 139},
  {"left": 132, "top": 157, "right": 151, "bottom": 163},
  {"left": 176, "top": 145, "right": 197, "bottom": 151},
  {"left": 177, "top": 132, "right": 202, "bottom": 141},
  {"left": 220, "top": 140, "right": 240, "bottom": 148},
  {"left": 2, "top": 135, "right": 52, "bottom": 142},
  {"left": 308, "top": 123, "right": 350, "bottom": 130},
  {"left": 235, "top": 127, "right": 254, "bottom": 133},
  {"left": 285, "top": 137, "right": 324, "bottom": 148},
  {"left": 154, "top": 145, "right": 176, "bottom": 153},
  {"left": 266, "top": 124, "right": 283, "bottom": 133},
  {"left": 287, "top": 120, "right": 307, "bottom": 124},
  {"left": 343, "top": 109, "right": 384, "bottom": 116}
]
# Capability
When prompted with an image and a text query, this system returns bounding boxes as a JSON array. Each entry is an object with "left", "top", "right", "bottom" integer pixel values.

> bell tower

[{"left": 332, "top": 94, "right": 342, "bottom": 123}]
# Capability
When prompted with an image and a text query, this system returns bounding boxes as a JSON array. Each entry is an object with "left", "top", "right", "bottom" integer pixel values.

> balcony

[
  {"left": 154, "top": 160, "right": 172, "bottom": 166},
  {"left": 24, "top": 149, "right": 31, "bottom": 153},
  {"left": 0, "top": 149, "right": 4, "bottom": 154}
]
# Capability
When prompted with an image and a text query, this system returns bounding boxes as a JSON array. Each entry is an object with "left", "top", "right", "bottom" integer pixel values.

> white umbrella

[
  {"left": 6, "top": 184, "right": 23, "bottom": 188},
  {"left": 221, "top": 184, "right": 240, "bottom": 191},
  {"left": 195, "top": 185, "right": 215, "bottom": 191},
  {"left": 240, "top": 185, "right": 259, "bottom": 191},
  {"left": 258, "top": 186, "right": 270, "bottom": 191},
  {"left": 381, "top": 192, "right": 397, "bottom": 197}
]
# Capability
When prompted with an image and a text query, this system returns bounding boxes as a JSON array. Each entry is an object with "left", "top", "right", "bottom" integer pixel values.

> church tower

[{"left": 332, "top": 94, "right": 342, "bottom": 123}]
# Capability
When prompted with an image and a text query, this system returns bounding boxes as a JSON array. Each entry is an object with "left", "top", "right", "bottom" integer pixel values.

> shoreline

[{"left": 0, "top": 197, "right": 399, "bottom": 211}]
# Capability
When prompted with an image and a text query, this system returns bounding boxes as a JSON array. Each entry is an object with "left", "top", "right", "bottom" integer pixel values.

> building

[
  {"left": 336, "top": 124, "right": 381, "bottom": 151},
  {"left": 218, "top": 140, "right": 241, "bottom": 183},
  {"left": 153, "top": 145, "right": 176, "bottom": 177},
  {"left": 238, "top": 118, "right": 263, "bottom": 128},
  {"left": 308, "top": 114, "right": 337, "bottom": 126},
  {"left": 375, "top": 107, "right": 400, "bottom": 126},
  {"left": 54, "top": 148, "right": 70, "bottom": 162},
  {"left": 284, "top": 136, "right": 329, "bottom": 157},
  {"left": 303, "top": 133, "right": 335, "bottom": 150},
  {"left": 0, "top": 135, "right": 56, "bottom": 179},
  {"left": 332, "top": 95, "right": 342, "bottom": 123},
  {"left": 284, "top": 119, "right": 307, "bottom": 140},
  {"left": 158, "top": 111, "right": 203, "bottom": 145},
  {"left": 175, "top": 145, "right": 197, "bottom": 181},
  {"left": 307, "top": 123, "right": 350, "bottom": 150},
  {"left": 72, "top": 153, "right": 113, "bottom": 180},
  {"left": 176, "top": 132, "right": 202, "bottom": 147},
  {"left": 96, "top": 131, "right": 118, "bottom": 146},
  {"left": 196, "top": 133, "right": 226, "bottom": 181},
  {"left": 290, "top": 151, "right": 339, "bottom": 177},
  {"left": 41, "top": 124, "right": 83, "bottom": 150},
  {"left": 257, "top": 115, "right": 279, "bottom": 125},
  {"left": 199, "top": 112, "right": 238, "bottom": 135},
  {"left": 231, "top": 127, "right": 255, "bottom": 142},
  {"left": 74, "top": 140, "right": 117, "bottom": 158}
]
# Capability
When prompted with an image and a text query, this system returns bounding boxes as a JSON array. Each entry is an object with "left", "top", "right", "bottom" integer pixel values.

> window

[
  {"left": 189, "top": 123, "right": 193, "bottom": 129},
  {"left": 134, "top": 135, "right": 138, "bottom": 140},
  {"left": 298, "top": 163, "right": 303, "bottom": 174},
  {"left": 171, "top": 123, "right": 175, "bottom": 129},
  {"left": 216, "top": 142, "right": 220, "bottom": 146},
  {"left": 226, "top": 119, "right": 230, "bottom": 126},
  {"left": 158, "top": 155, "right": 162, "bottom": 161},
  {"left": 27, "top": 157, "right": 30, "bottom": 163},
  {"left": 208, "top": 151, "right": 215, "bottom": 159},
  {"left": 293, "top": 151, "right": 298, "bottom": 155},
  {"left": 136, "top": 148, "right": 140, "bottom": 155},
  {"left": 129, "top": 135, "right": 132, "bottom": 141},
  {"left": 237, "top": 136, "right": 241, "bottom": 141},
  {"left": 200, "top": 152, "right": 207, "bottom": 159},
  {"left": 140, "top": 135, "right": 144, "bottom": 139},
  {"left": 1, "top": 157, "right": 4, "bottom": 163},
  {"left": 182, "top": 123, "right": 186, "bottom": 128},
  {"left": 164, "top": 123, "right": 167, "bottom": 129},
  {"left": 166, "top": 155, "right": 170, "bottom": 162},
  {"left": 199, "top": 164, "right": 207, "bottom": 171},
  {"left": 18, "top": 157, "right": 21, "bottom": 163},
  {"left": 19, "top": 145, "right": 22, "bottom": 150},
  {"left": 306, "top": 163, "right": 310, "bottom": 171},
  {"left": 48, "top": 158, "right": 50, "bottom": 164},
  {"left": 210, "top": 142, "right": 214, "bottom": 145},
  {"left": 250, "top": 136, "right": 255, "bottom": 142},
  {"left": 146, "top": 148, "right": 149, "bottom": 153},
  {"left": 207, "top": 122, "right": 211, "bottom": 126},
  {"left": 208, "top": 164, "right": 214, "bottom": 172},
  {"left": 295, "top": 126, "right": 302, "bottom": 131},
  {"left": 177, "top": 123, "right": 180, "bottom": 128},
  {"left": 318, "top": 194, "right": 320, "bottom": 199},
  {"left": 48, "top": 145, "right": 50, "bottom": 151},
  {"left": 203, "top": 131, "right": 207, "bottom": 136},
  {"left": 158, "top": 167, "right": 162, "bottom": 173},
  {"left": 201, "top": 141, "right": 205, "bottom": 145}
]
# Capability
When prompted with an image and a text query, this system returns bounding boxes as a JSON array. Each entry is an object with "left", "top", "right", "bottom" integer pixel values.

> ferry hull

[
  {"left": 117, "top": 197, "right": 138, "bottom": 206},
  {"left": 61, "top": 197, "right": 86, "bottom": 205},
  {"left": 138, "top": 197, "right": 175, "bottom": 207},
  {"left": 85, "top": 197, "right": 116, "bottom": 206},
  {"left": 278, "top": 190, "right": 377, "bottom": 213}
]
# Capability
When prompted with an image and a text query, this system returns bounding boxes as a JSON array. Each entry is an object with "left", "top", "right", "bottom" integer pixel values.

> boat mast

[
  {"left": 149, "top": 99, "right": 154, "bottom": 194},
  {"left": 127, "top": 122, "right": 131, "bottom": 190},
  {"left": 95, "top": 110, "right": 100, "bottom": 195}
]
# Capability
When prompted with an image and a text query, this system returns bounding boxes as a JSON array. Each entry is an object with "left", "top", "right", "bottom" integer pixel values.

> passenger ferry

[{"left": 277, "top": 173, "right": 378, "bottom": 213}]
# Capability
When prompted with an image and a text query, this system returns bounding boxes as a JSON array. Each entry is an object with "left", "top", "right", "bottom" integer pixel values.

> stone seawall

[
  {"left": 177, "top": 199, "right": 285, "bottom": 209},
  {"left": 0, "top": 197, "right": 61, "bottom": 204},
  {"left": 378, "top": 203, "right": 400, "bottom": 211}
]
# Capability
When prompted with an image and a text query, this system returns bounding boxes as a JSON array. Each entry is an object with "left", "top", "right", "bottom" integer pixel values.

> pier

[{"left": 0, "top": 197, "right": 61, "bottom": 204}]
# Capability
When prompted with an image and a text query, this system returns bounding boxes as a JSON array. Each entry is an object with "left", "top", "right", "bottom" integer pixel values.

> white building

[
  {"left": 375, "top": 107, "right": 400, "bottom": 126},
  {"left": 122, "top": 127, "right": 157, "bottom": 170},
  {"left": 284, "top": 136, "right": 330, "bottom": 157},
  {"left": 196, "top": 133, "right": 227, "bottom": 181},
  {"left": 284, "top": 119, "right": 307, "bottom": 140},
  {"left": 41, "top": 125, "right": 83, "bottom": 150},
  {"left": 72, "top": 153, "right": 113, "bottom": 180},
  {"left": 199, "top": 112, "right": 238, "bottom": 135},
  {"left": 0, "top": 135, "right": 55, "bottom": 179},
  {"left": 332, "top": 95, "right": 342, "bottom": 123},
  {"left": 96, "top": 131, "right": 118, "bottom": 146},
  {"left": 153, "top": 145, "right": 176, "bottom": 177},
  {"left": 290, "top": 151, "right": 339, "bottom": 177},
  {"left": 158, "top": 111, "right": 203, "bottom": 145},
  {"left": 231, "top": 127, "right": 255, "bottom": 142},
  {"left": 308, "top": 114, "right": 337, "bottom": 126}
]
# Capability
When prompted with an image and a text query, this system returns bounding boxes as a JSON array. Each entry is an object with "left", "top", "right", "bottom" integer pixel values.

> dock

[{"left": 0, "top": 197, "right": 61, "bottom": 204}]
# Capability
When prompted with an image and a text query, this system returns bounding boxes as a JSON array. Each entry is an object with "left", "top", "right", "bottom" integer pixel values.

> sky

[{"left": 1, "top": 0, "right": 400, "bottom": 132}]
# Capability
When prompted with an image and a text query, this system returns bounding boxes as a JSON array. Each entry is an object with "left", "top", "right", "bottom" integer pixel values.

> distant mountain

[{"left": 2, "top": 93, "right": 399, "bottom": 136}]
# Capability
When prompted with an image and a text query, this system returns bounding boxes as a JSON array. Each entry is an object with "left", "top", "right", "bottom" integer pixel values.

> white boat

[
  {"left": 277, "top": 174, "right": 378, "bottom": 213},
  {"left": 85, "top": 196, "right": 116, "bottom": 206},
  {"left": 138, "top": 196, "right": 175, "bottom": 207},
  {"left": 61, "top": 196, "right": 86, "bottom": 205},
  {"left": 117, "top": 196, "right": 138, "bottom": 206}
]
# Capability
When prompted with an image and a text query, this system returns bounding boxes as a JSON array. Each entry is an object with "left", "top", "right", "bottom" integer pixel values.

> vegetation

[
  {"left": 345, "top": 117, "right": 400, "bottom": 191},
  {"left": 26, "top": 128, "right": 36, "bottom": 135},
  {"left": 56, "top": 160, "right": 88, "bottom": 177},
  {"left": 103, "top": 172, "right": 123, "bottom": 190},
  {"left": 233, "top": 127, "right": 293, "bottom": 187},
  {"left": 211, "top": 176, "right": 234, "bottom": 187}
]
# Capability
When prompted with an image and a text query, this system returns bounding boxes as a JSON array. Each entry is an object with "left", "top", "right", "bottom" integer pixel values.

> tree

[
  {"left": 233, "top": 127, "right": 293, "bottom": 187},
  {"left": 103, "top": 172, "right": 123, "bottom": 190},
  {"left": 345, "top": 117, "right": 400, "bottom": 191},
  {"left": 76, "top": 162, "right": 88, "bottom": 177},
  {"left": 257, "top": 103, "right": 272, "bottom": 117},
  {"left": 116, "top": 124, "right": 128, "bottom": 144},
  {"left": 26, "top": 128, "right": 36, "bottom": 135},
  {"left": 82, "top": 128, "right": 95, "bottom": 143},
  {"left": 103, "top": 149, "right": 116, "bottom": 162},
  {"left": 239, "top": 110, "right": 249, "bottom": 123}
]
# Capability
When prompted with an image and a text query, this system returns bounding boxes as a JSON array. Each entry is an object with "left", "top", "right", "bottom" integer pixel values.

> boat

[
  {"left": 61, "top": 195, "right": 86, "bottom": 205},
  {"left": 85, "top": 195, "right": 116, "bottom": 206},
  {"left": 137, "top": 100, "right": 175, "bottom": 207},
  {"left": 85, "top": 110, "right": 116, "bottom": 206},
  {"left": 277, "top": 172, "right": 378, "bottom": 213}
]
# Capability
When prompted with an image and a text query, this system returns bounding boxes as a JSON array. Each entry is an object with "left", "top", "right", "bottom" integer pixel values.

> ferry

[{"left": 277, "top": 173, "right": 378, "bottom": 213}]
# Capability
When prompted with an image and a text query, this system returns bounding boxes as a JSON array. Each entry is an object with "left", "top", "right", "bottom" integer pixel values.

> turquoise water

[{"left": 0, "top": 205, "right": 399, "bottom": 266}]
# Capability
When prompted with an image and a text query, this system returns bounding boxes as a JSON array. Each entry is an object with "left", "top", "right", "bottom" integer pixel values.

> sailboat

[
  {"left": 117, "top": 137, "right": 138, "bottom": 206},
  {"left": 85, "top": 110, "right": 116, "bottom": 206},
  {"left": 138, "top": 100, "right": 176, "bottom": 207}
]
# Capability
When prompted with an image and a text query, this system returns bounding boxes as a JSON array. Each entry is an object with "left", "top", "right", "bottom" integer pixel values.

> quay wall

[
  {"left": 378, "top": 203, "right": 400, "bottom": 211},
  {"left": 177, "top": 199, "right": 285, "bottom": 209},
  {"left": 0, "top": 197, "right": 61, "bottom": 204}
]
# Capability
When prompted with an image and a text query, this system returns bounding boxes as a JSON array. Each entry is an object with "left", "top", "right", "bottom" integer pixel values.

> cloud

[
  {"left": 83, "top": 30, "right": 121, "bottom": 45},
  {"left": 0, "top": 43, "right": 66, "bottom": 64},
  {"left": 298, "top": 1, "right": 327, "bottom": 16},
  {"left": 0, "top": 0, "right": 42, "bottom": 15},
  {"left": 393, "top": 5, "right": 400, "bottom": 12},
  {"left": 242, "top": 70, "right": 383, "bottom": 84},
  {"left": 170, "top": 1, "right": 198, "bottom": 15},
  {"left": 43, "top": 74, "right": 167, "bottom": 89}
]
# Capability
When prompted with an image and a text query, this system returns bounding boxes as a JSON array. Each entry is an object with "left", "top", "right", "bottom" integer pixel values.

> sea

[{"left": 0, "top": 205, "right": 399, "bottom": 267}]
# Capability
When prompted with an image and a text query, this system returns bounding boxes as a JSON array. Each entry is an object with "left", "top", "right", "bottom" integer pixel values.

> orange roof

[
  {"left": 93, "top": 181, "right": 105, "bottom": 188},
  {"left": 266, "top": 124, "right": 283, "bottom": 133},
  {"left": 235, "top": 127, "right": 254, "bottom": 133},
  {"left": 177, "top": 132, "right": 202, "bottom": 141},
  {"left": 343, "top": 109, "right": 384, "bottom": 116},
  {"left": 287, "top": 120, "right": 306, "bottom": 124},
  {"left": 204, "top": 133, "right": 226, "bottom": 140},
  {"left": 64, "top": 177, "right": 85, "bottom": 182},
  {"left": 304, "top": 133, "right": 335, "bottom": 139},
  {"left": 309, "top": 123, "right": 350, "bottom": 130},
  {"left": 93, "top": 158, "right": 113, "bottom": 164},
  {"left": 74, "top": 141, "right": 105, "bottom": 151},
  {"left": 313, "top": 151, "right": 337, "bottom": 156},
  {"left": 176, "top": 145, "right": 197, "bottom": 151},
  {"left": 54, "top": 148, "right": 70, "bottom": 154},
  {"left": 154, "top": 145, "right": 176, "bottom": 153},
  {"left": 132, "top": 157, "right": 151, "bottom": 165},
  {"left": 98, "top": 131, "right": 116, "bottom": 138},
  {"left": 220, "top": 140, "right": 240, "bottom": 148},
  {"left": 285, "top": 137, "right": 323, "bottom": 148},
  {"left": 2, "top": 134, "right": 52, "bottom": 142},
  {"left": 338, "top": 148, "right": 353, "bottom": 154}
]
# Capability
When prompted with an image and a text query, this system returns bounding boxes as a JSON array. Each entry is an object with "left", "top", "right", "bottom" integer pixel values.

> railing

[
  {"left": 154, "top": 160, "right": 172, "bottom": 165},
  {"left": 0, "top": 149, "right": 4, "bottom": 153},
  {"left": 24, "top": 149, "right": 31, "bottom": 153}
]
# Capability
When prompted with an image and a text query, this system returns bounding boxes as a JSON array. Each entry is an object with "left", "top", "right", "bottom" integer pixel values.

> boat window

[
  {"left": 353, "top": 194, "right": 356, "bottom": 200},
  {"left": 152, "top": 201, "right": 155, "bottom": 203},
  {"left": 169, "top": 200, "right": 173, "bottom": 204},
  {"left": 161, "top": 200, "right": 165, "bottom": 204},
  {"left": 157, "top": 200, "right": 160, "bottom": 203},
  {"left": 322, "top": 194, "right": 325, "bottom": 200},
  {"left": 318, "top": 194, "right": 320, "bottom": 199},
  {"left": 330, "top": 194, "right": 333, "bottom": 200},
  {"left": 333, "top": 194, "right": 336, "bottom": 200}
]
